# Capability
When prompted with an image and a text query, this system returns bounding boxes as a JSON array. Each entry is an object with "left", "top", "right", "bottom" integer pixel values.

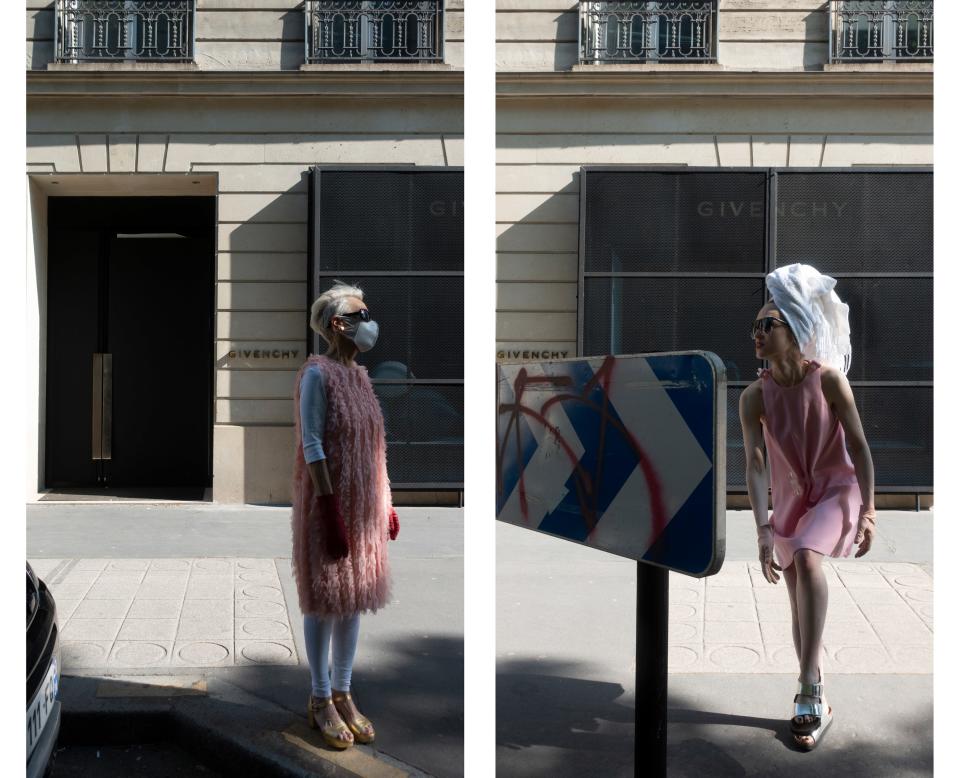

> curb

[{"left": 59, "top": 675, "right": 432, "bottom": 778}]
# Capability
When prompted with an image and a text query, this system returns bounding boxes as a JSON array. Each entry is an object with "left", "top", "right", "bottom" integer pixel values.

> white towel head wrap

[{"left": 765, "top": 263, "right": 852, "bottom": 375}]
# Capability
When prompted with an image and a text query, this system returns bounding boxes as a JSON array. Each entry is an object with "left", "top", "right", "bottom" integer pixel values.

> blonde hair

[{"left": 309, "top": 280, "right": 364, "bottom": 344}]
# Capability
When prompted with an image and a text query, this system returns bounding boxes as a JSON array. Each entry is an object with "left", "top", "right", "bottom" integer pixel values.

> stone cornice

[
  {"left": 497, "top": 70, "right": 932, "bottom": 100},
  {"left": 26, "top": 69, "right": 464, "bottom": 99}
]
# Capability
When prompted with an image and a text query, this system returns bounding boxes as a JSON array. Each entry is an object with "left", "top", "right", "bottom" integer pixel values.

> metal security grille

[
  {"left": 305, "top": 1, "right": 445, "bottom": 63},
  {"left": 829, "top": 0, "right": 933, "bottom": 62},
  {"left": 309, "top": 166, "right": 463, "bottom": 489},
  {"left": 579, "top": 1, "right": 718, "bottom": 63},
  {"left": 55, "top": 1, "right": 195, "bottom": 62},
  {"left": 580, "top": 167, "right": 932, "bottom": 495}
]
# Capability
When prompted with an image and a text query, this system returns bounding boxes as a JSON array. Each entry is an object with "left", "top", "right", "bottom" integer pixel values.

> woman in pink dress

[
  {"left": 738, "top": 264, "right": 877, "bottom": 750},
  {"left": 291, "top": 281, "right": 399, "bottom": 750}
]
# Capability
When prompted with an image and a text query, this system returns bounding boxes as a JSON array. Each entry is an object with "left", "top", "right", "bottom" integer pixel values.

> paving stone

[
  {"left": 236, "top": 570, "right": 281, "bottom": 584},
  {"left": 60, "top": 640, "right": 113, "bottom": 669},
  {"left": 181, "top": 599, "right": 234, "bottom": 619},
  {"left": 704, "top": 644, "right": 764, "bottom": 672},
  {"left": 149, "top": 559, "right": 192, "bottom": 571},
  {"left": 759, "top": 619, "right": 797, "bottom": 646},
  {"left": 668, "top": 621, "right": 702, "bottom": 643},
  {"left": 117, "top": 618, "right": 179, "bottom": 641},
  {"left": 193, "top": 559, "right": 234, "bottom": 574},
  {"left": 846, "top": 587, "right": 905, "bottom": 605},
  {"left": 177, "top": 617, "right": 235, "bottom": 641},
  {"left": 106, "top": 559, "right": 150, "bottom": 572},
  {"left": 887, "top": 644, "right": 933, "bottom": 672},
  {"left": 49, "top": 583, "right": 94, "bottom": 601},
  {"left": 705, "top": 601, "right": 756, "bottom": 622},
  {"left": 764, "top": 644, "right": 800, "bottom": 672},
  {"left": 85, "top": 582, "right": 140, "bottom": 600},
  {"left": 185, "top": 579, "right": 236, "bottom": 599},
  {"left": 236, "top": 617, "right": 293, "bottom": 640},
  {"left": 836, "top": 572, "right": 891, "bottom": 589},
  {"left": 53, "top": 599, "right": 81, "bottom": 623},
  {"left": 667, "top": 644, "right": 702, "bottom": 671},
  {"left": 705, "top": 587, "right": 753, "bottom": 603},
  {"left": 827, "top": 644, "right": 892, "bottom": 673},
  {"left": 707, "top": 569, "right": 752, "bottom": 588},
  {"left": 28, "top": 559, "right": 63, "bottom": 577},
  {"left": 236, "top": 599, "right": 287, "bottom": 619},
  {"left": 236, "top": 640, "right": 298, "bottom": 666},
  {"left": 109, "top": 641, "right": 174, "bottom": 668},
  {"left": 73, "top": 559, "right": 110, "bottom": 572},
  {"left": 236, "top": 584, "right": 285, "bottom": 603},
  {"left": 752, "top": 587, "right": 789, "bottom": 603},
  {"left": 127, "top": 599, "right": 183, "bottom": 619},
  {"left": 822, "top": 619, "right": 881, "bottom": 646},
  {"left": 136, "top": 582, "right": 188, "bottom": 600},
  {"left": 755, "top": 602, "right": 793, "bottom": 622},
  {"left": 890, "top": 574, "right": 933, "bottom": 590},
  {"left": 668, "top": 602, "right": 701, "bottom": 621},
  {"left": 704, "top": 621, "right": 761, "bottom": 645},
  {"left": 58, "top": 570, "right": 100, "bottom": 586},
  {"left": 872, "top": 619, "right": 932, "bottom": 646},
  {"left": 172, "top": 640, "right": 234, "bottom": 667},
  {"left": 670, "top": 587, "right": 701, "bottom": 603},
  {"left": 61, "top": 618, "right": 123, "bottom": 641},
  {"left": 71, "top": 599, "right": 132, "bottom": 619},
  {"left": 900, "top": 587, "right": 933, "bottom": 603},
  {"left": 854, "top": 601, "right": 923, "bottom": 623}
]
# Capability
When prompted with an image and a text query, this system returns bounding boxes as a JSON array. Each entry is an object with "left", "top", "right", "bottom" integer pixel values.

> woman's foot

[
  {"left": 308, "top": 694, "right": 354, "bottom": 748},
  {"left": 333, "top": 689, "right": 375, "bottom": 743},
  {"left": 790, "top": 674, "right": 831, "bottom": 750}
]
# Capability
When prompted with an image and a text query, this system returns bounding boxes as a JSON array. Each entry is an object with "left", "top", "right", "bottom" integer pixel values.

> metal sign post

[{"left": 496, "top": 351, "right": 726, "bottom": 777}]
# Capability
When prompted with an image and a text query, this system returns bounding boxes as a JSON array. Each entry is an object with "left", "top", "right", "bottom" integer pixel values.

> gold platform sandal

[
  {"left": 307, "top": 694, "right": 354, "bottom": 750},
  {"left": 332, "top": 691, "right": 376, "bottom": 744}
]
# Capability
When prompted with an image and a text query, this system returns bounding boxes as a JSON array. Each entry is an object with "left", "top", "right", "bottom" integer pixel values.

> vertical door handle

[{"left": 91, "top": 353, "right": 113, "bottom": 460}]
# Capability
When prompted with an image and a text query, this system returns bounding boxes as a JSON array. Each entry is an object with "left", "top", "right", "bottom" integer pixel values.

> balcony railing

[
  {"left": 55, "top": 1, "right": 194, "bottom": 62},
  {"left": 579, "top": 1, "right": 718, "bottom": 64},
  {"left": 305, "top": 1, "right": 444, "bottom": 63},
  {"left": 829, "top": 1, "right": 933, "bottom": 62}
]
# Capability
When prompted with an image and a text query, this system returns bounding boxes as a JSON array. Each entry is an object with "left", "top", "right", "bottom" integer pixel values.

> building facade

[
  {"left": 27, "top": 1, "right": 465, "bottom": 504},
  {"left": 495, "top": 1, "right": 933, "bottom": 506}
]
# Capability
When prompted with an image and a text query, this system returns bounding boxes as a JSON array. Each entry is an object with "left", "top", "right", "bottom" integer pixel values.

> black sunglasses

[
  {"left": 751, "top": 316, "right": 789, "bottom": 338},
  {"left": 337, "top": 308, "right": 371, "bottom": 323}
]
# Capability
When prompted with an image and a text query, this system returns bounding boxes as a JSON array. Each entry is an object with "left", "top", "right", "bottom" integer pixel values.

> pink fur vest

[{"left": 291, "top": 355, "right": 392, "bottom": 617}]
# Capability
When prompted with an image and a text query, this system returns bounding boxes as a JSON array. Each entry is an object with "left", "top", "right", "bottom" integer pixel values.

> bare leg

[
  {"left": 782, "top": 562, "right": 801, "bottom": 663},
  {"left": 791, "top": 549, "right": 829, "bottom": 745}
]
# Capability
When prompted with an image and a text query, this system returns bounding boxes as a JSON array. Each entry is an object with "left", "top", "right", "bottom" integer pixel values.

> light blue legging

[{"left": 303, "top": 613, "right": 361, "bottom": 698}]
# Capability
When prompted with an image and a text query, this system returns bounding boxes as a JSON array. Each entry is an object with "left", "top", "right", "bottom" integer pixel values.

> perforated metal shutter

[
  {"left": 580, "top": 167, "right": 932, "bottom": 493},
  {"left": 310, "top": 167, "right": 464, "bottom": 488}
]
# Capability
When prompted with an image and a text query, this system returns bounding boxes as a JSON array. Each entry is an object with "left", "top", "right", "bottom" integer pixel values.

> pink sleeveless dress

[
  {"left": 759, "top": 360, "right": 862, "bottom": 570},
  {"left": 291, "top": 355, "right": 392, "bottom": 617}
]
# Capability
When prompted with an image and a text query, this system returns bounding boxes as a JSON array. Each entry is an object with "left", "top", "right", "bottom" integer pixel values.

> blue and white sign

[{"left": 496, "top": 351, "right": 726, "bottom": 577}]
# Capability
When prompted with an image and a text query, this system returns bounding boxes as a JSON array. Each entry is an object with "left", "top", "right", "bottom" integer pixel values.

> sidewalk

[
  {"left": 497, "top": 509, "right": 934, "bottom": 777},
  {"left": 27, "top": 503, "right": 464, "bottom": 778}
]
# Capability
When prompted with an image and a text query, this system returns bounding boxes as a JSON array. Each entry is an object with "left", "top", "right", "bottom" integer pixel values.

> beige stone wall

[
  {"left": 28, "top": 0, "right": 464, "bottom": 70},
  {"left": 495, "top": 95, "right": 933, "bottom": 358},
  {"left": 496, "top": 0, "right": 901, "bottom": 72},
  {"left": 27, "top": 94, "right": 462, "bottom": 503}
]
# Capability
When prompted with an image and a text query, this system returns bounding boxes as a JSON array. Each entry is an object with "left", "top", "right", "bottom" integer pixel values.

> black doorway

[{"left": 45, "top": 196, "right": 215, "bottom": 494}]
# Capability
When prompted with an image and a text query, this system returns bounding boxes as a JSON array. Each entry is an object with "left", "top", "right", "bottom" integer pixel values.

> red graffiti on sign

[{"left": 497, "top": 355, "right": 667, "bottom": 547}]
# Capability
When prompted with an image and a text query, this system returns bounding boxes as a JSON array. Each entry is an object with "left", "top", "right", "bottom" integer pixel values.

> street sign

[{"left": 496, "top": 351, "right": 726, "bottom": 576}]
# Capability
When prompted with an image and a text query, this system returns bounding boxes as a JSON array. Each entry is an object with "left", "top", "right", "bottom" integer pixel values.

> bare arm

[
  {"left": 739, "top": 382, "right": 770, "bottom": 529},
  {"left": 821, "top": 368, "right": 875, "bottom": 511}
]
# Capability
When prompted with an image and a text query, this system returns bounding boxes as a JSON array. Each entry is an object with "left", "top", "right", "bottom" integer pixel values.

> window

[
  {"left": 580, "top": 1, "right": 718, "bottom": 63},
  {"left": 55, "top": 0, "right": 195, "bottom": 62},
  {"left": 830, "top": 0, "right": 933, "bottom": 62},
  {"left": 305, "top": 1, "right": 445, "bottom": 63}
]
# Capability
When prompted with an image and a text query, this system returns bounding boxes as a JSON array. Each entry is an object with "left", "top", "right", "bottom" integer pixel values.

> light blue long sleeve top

[{"left": 299, "top": 362, "right": 327, "bottom": 464}]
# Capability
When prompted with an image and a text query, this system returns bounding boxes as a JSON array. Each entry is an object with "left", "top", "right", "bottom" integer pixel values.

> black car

[{"left": 27, "top": 562, "right": 60, "bottom": 778}]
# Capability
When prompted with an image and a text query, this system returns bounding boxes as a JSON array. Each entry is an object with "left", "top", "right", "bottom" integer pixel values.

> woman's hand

[
  {"left": 758, "top": 525, "right": 781, "bottom": 584},
  {"left": 388, "top": 507, "right": 399, "bottom": 540},
  {"left": 855, "top": 506, "right": 877, "bottom": 558}
]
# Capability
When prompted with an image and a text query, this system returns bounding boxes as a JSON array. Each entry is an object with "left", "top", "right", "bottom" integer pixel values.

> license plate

[{"left": 27, "top": 657, "right": 58, "bottom": 758}]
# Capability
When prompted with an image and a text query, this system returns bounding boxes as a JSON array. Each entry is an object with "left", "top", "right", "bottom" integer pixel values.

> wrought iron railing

[
  {"left": 305, "top": 1, "right": 444, "bottom": 63},
  {"left": 579, "top": 1, "right": 717, "bottom": 63},
  {"left": 55, "top": 0, "right": 195, "bottom": 62},
  {"left": 829, "top": 1, "right": 933, "bottom": 62}
]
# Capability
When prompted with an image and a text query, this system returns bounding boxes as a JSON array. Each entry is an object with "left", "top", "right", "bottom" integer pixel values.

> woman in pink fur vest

[{"left": 291, "top": 280, "right": 399, "bottom": 750}]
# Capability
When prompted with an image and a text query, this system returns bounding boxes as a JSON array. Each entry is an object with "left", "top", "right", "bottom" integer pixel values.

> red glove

[
  {"left": 315, "top": 493, "right": 349, "bottom": 560},
  {"left": 388, "top": 507, "right": 399, "bottom": 541}
]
